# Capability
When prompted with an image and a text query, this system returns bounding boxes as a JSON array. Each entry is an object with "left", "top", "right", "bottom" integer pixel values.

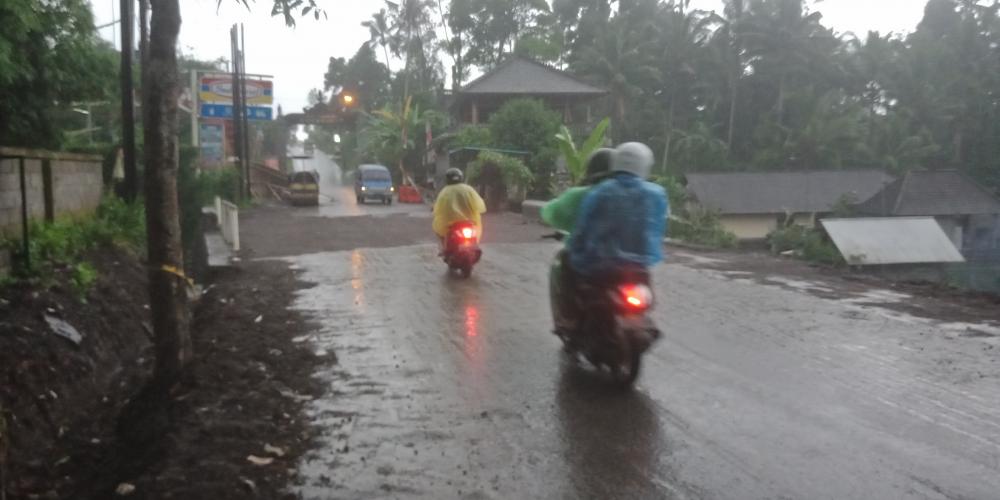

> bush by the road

[
  {"left": 768, "top": 225, "right": 843, "bottom": 265},
  {"left": 670, "top": 208, "right": 738, "bottom": 249},
  {"left": 3, "top": 197, "right": 146, "bottom": 295}
]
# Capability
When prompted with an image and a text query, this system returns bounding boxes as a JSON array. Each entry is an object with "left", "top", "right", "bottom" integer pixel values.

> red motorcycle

[{"left": 442, "top": 221, "right": 482, "bottom": 278}]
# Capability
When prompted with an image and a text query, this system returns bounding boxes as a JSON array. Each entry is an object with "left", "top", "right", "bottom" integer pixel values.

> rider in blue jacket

[{"left": 567, "top": 142, "right": 669, "bottom": 279}]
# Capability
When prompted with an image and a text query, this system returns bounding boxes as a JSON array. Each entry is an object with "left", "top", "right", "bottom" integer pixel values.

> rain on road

[{"left": 260, "top": 167, "right": 1000, "bottom": 499}]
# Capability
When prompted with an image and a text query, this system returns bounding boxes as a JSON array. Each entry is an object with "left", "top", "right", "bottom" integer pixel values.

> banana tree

[
  {"left": 554, "top": 117, "right": 610, "bottom": 184},
  {"left": 362, "top": 95, "right": 444, "bottom": 185}
]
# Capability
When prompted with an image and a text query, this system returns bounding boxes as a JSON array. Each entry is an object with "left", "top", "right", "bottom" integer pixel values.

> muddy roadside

[
  {"left": 668, "top": 245, "right": 1000, "bottom": 328},
  {"left": 95, "top": 260, "right": 325, "bottom": 500},
  {"left": 1, "top": 247, "right": 324, "bottom": 499}
]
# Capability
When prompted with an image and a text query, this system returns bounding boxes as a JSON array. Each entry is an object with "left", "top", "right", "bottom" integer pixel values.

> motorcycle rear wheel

[{"left": 611, "top": 344, "right": 642, "bottom": 387}]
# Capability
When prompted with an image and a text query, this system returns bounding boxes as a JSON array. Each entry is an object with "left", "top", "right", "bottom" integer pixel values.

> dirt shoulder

[
  {"left": 240, "top": 204, "right": 547, "bottom": 258},
  {"left": 101, "top": 260, "right": 324, "bottom": 500},
  {"left": 668, "top": 245, "right": 1000, "bottom": 327},
  {"left": 1, "top": 248, "right": 151, "bottom": 499}
]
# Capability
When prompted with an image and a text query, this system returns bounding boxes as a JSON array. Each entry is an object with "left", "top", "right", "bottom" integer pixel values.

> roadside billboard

[
  {"left": 199, "top": 76, "right": 273, "bottom": 105},
  {"left": 200, "top": 103, "right": 273, "bottom": 121}
]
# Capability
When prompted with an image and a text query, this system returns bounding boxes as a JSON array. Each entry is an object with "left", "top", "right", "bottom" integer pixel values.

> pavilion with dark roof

[{"left": 451, "top": 56, "right": 607, "bottom": 125}]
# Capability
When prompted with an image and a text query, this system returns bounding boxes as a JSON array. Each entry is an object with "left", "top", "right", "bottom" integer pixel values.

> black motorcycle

[
  {"left": 442, "top": 221, "right": 482, "bottom": 277},
  {"left": 547, "top": 233, "right": 661, "bottom": 385}
]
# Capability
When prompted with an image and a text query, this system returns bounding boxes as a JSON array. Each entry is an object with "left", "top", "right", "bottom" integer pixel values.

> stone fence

[{"left": 1, "top": 147, "right": 105, "bottom": 239}]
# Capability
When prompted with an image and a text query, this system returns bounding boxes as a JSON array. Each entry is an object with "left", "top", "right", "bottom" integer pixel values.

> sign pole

[{"left": 191, "top": 69, "right": 199, "bottom": 147}]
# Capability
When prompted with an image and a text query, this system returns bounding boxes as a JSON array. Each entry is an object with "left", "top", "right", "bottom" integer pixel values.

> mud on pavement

[{"left": 100, "top": 260, "right": 326, "bottom": 500}]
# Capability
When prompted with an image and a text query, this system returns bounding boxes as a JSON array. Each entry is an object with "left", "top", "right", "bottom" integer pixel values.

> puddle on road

[{"left": 763, "top": 276, "right": 835, "bottom": 293}]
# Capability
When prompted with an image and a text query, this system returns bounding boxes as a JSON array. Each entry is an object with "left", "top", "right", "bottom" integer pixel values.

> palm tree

[
  {"left": 362, "top": 8, "right": 393, "bottom": 69},
  {"left": 740, "top": 0, "right": 834, "bottom": 128},
  {"left": 571, "top": 7, "right": 659, "bottom": 141},
  {"left": 707, "top": 0, "right": 747, "bottom": 150},
  {"left": 385, "top": 0, "right": 436, "bottom": 104},
  {"left": 656, "top": 2, "right": 713, "bottom": 172},
  {"left": 362, "top": 96, "right": 444, "bottom": 184}
]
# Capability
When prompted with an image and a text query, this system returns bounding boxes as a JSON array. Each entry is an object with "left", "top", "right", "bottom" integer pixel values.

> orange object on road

[{"left": 398, "top": 185, "right": 422, "bottom": 203}]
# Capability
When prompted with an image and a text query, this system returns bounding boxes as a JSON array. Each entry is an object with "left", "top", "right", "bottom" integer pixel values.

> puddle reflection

[
  {"left": 556, "top": 361, "right": 669, "bottom": 499},
  {"left": 350, "top": 250, "right": 365, "bottom": 310}
]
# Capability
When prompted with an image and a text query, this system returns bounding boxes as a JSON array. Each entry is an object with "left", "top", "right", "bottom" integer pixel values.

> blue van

[{"left": 354, "top": 164, "right": 394, "bottom": 205}]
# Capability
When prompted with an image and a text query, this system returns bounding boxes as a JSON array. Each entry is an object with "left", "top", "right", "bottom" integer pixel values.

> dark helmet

[
  {"left": 445, "top": 168, "right": 464, "bottom": 185},
  {"left": 583, "top": 148, "right": 616, "bottom": 185}
]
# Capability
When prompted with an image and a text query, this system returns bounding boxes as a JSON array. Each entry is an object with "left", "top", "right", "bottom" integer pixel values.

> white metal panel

[{"left": 821, "top": 217, "right": 965, "bottom": 265}]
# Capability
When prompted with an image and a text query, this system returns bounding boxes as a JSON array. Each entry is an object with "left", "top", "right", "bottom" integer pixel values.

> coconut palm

[{"left": 362, "top": 8, "right": 393, "bottom": 69}]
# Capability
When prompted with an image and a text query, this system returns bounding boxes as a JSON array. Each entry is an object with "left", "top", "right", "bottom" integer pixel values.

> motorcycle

[
  {"left": 442, "top": 221, "right": 482, "bottom": 277},
  {"left": 546, "top": 233, "right": 661, "bottom": 386}
]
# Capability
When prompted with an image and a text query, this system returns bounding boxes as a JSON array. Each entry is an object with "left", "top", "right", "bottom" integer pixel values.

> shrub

[
  {"left": 467, "top": 151, "right": 534, "bottom": 190},
  {"left": 71, "top": 262, "right": 98, "bottom": 298},
  {"left": 670, "top": 207, "right": 738, "bottom": 248},
  {"left": 767, "top": 225, "right": 843, "bottom": 265},
  {"left": 487, "top": 98, "right": 561, "bottom": 194},
  {"left": 4, "top": 197, "right": 146, "bottom": 291},
  {"left": 651, "top": 175, "right": 689, "bottom": 208}
]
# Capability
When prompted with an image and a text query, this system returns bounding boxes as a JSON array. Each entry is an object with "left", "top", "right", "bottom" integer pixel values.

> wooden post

[
  {"left": 18, "top": 158, "right": 29, "bottom": 271},
  {"left": 41, "top": 160, "right": 53, "bottom": 222},
  {"left": 471, "top": 102, "right": 479, "bottom": 125},
  {"left": 120, "top": 0, "right": 138, "bottom": 202}
]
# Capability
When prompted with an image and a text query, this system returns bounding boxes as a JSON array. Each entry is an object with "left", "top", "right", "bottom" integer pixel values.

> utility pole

[
  {"left": 120, "top": 0, "right": 138, "bottom": 201},
  {"left": 230, "top": 25, "right": 248, "bottom": 200},
  {"left": 240, "top": 24, "right": 252, "bottom": 197}
]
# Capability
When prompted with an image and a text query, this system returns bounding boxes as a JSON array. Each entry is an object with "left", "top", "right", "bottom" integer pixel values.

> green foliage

[
  {"left": 554, "top": 118, "right": 610, "bottom": 184},
  {"left": 71, "top": 262, "right": 98, "bottom": 297},
  {"left": 360, "top": 96, "right": 448, "bottom": 177},
  {"left": 452, "top": 125, "right": 494, "bottom": 149},
  {"left": 0, "top": 0, "right": 118, "bottom": 148},
  {"left": 767, "top": 225, "right": 843, "bottom": 265},
  {"left": 324, "top": 43, "right": 392, "bottom": 112},
  {"left": 651, "top": 175, "right": 689, "bottom": 208},
  {"left": 669, "top": 208, "right": 738, "bottom": 249},
  {"left": 487, "top": 98, "right": 561, "bottom": 193},
  {"left": 2, "top": 197, "right": 146, "bottom": 291},
  {"left": 466, "top": 151, "right": 534, "bottom": 190}
]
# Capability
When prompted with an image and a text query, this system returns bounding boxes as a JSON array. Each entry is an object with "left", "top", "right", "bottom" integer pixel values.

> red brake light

[
  {"left": 461, "top": 227, "right": 475, "bottom": 239},
  {"left": 619, "top": 284, "right": 652, "bottom": 311}
]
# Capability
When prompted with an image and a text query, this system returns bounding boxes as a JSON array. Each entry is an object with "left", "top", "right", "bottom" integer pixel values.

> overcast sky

[{"left": 89, "top": 0, "right": 928, "bottom": 113}]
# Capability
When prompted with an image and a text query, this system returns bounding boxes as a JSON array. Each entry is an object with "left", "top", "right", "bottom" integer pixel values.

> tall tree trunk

[
  {"left": 776, "top": 72, "right": 787, "bottom": 128},
  {"left": 727, "top": 68, "right": 738, "bottom": 150},
  {"left": 662, "top": 95, "right": 675, "bottom": 174},
  {"left": 120, "top": 0, "right": 138, "bottom": 201},
  {"left": 144, "top": 0, "right": 191, "bottom": 389}
]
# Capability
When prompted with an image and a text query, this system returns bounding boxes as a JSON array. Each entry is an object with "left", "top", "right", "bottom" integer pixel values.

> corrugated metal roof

[
  {"left": 458, "top": 56, "right": 607, "bottom": 96},
  {"left": 821, "top": 217, "right": 965, "bottom": 265},
  {"left": 686, "top": 170, "right": 894, "bottom": 215},
  {"left": 855, "top": 170, "right": 1000, "bottom": 216}
]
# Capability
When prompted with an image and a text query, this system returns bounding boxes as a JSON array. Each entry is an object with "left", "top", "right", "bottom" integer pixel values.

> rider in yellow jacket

[{"left": 433, "top": 168, "right": 487, "bottom": 241}]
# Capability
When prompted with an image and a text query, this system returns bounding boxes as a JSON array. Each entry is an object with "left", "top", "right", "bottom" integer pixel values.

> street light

[{"left": 341, "top": 93, "right": 355, "bottom": 106}]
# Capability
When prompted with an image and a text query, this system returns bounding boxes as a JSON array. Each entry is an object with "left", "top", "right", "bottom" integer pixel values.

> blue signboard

[{"left": 200, "top": 103, "right": 273, "bottom": 121}]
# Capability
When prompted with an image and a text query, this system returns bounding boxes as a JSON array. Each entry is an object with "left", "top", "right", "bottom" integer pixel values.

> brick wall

[{"left": 0, "top": 148, "right": 104, "bottom": 239}]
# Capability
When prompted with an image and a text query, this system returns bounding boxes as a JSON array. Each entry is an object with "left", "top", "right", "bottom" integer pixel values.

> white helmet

[{"left": 613, "top": 142, "right": 654, "bottom": 179}]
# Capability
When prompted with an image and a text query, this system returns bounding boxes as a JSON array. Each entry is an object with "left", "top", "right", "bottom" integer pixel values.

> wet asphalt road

[{"left": 273, "top": 185, "right": 1000, "bottom": 499}]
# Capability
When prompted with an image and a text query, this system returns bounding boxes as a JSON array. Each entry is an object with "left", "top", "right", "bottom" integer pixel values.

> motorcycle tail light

[
  {"left": 618, "top": 284, "right": 652, "bottom": 311},
  {"left": 461, "top": 227, "right": 475, "bottom": 240}
]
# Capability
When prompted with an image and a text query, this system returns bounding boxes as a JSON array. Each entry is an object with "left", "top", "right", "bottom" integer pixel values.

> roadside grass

[
  {"left": 767, "top": 224, "right": 844, "bottom": 265},
  {"left": 2, "top": 197, "right": 146, "bottom": 299}
]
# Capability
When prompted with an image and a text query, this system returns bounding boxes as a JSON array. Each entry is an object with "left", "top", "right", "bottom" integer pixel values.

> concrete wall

[
  {"left": 720, "top": 214, "right": 780, "bottom": 240},
  {"left": 0, "top": 158, "right": 45, "bottom": 238},
  {"left": 0, "top": 149, "right": 104, "bottom": 239},
  {"left": 52, "top": 159, "right": 104, "bottom": 217}
]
